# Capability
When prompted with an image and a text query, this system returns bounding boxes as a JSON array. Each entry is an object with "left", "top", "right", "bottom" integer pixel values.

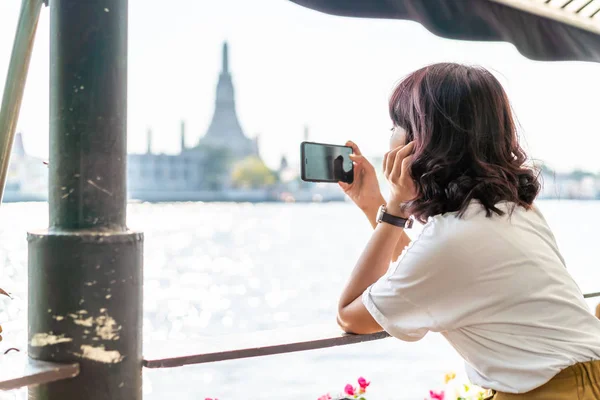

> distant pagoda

[{"left": 195, "top": 42, "right": 259, "bottom": 160}]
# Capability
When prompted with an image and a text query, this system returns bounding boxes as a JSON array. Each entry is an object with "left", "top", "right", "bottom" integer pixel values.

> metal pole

[
  {"left": 28, "top": 1, "right": 143, "bottom": 399},
  {"left": 0, "top": 0, "right": 44, "bottom": 204}
]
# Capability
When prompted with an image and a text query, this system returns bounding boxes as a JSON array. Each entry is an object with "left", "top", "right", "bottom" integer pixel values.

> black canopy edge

[{"left": 290, "top": 0, "right": 600, "bottom": 63}]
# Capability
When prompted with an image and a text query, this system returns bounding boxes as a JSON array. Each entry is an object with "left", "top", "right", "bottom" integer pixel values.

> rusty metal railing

[
  {"left": 143, "top": 324, "right": 390, "bottom": 369},
  {"left": 1, "top": 292, "right": 600, "bottom": 391},
  {"left": 0, "top": 352, "right": 78, "bottom": 391},
  {"left": 142, "top": 290, "right": 600, "bottom": 369}
]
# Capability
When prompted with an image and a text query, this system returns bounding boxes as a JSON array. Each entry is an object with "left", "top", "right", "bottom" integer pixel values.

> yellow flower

[{"left": 444, "top": 372, "right": 456, "bottom": 384}]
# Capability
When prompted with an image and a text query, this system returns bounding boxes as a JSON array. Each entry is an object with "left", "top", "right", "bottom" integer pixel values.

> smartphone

[{"left": 300, "top": 141, "right": 354, "bottom": 184}]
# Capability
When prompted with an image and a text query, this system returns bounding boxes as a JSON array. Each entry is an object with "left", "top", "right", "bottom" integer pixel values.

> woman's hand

[
  {"left": 339, "top": 141, "right": 385, "bottom": 213},
  {"left": 383, "top": 141, "right": 417, "bottom": 217}
]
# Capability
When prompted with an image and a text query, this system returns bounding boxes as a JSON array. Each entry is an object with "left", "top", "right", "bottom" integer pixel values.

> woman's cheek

[
  {"left": 389, "top": 126, "right": 408, "bottom": 150},
  {"left": 389, "top": 134, "right": 406, "bottom": 150}
]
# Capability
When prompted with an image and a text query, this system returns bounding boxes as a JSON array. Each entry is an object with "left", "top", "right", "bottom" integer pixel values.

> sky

[{"left": 0, "top": 0, "right": 599, "bottom": 172}]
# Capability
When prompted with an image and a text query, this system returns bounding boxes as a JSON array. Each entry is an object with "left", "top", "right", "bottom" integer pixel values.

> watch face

[{"left": 376, "top": 205, "right": 385, "bottom": 223}]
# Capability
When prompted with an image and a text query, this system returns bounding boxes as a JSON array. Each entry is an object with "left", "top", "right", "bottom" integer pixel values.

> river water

[{"left": 0, "top": 200, "right": 598, "bottom": 399}]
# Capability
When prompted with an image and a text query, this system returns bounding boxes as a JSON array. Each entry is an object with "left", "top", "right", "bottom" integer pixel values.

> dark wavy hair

[{"left": 389, "top": 63, "right": 540, "bottom": 222}]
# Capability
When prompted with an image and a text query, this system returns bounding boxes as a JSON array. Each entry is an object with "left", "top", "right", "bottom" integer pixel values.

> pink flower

[
  {"left": 344, "top": 384, "right": 356, "bottom": 396},
  {"left": 357, "top": 377, "right": 370, "bottom": 390},
  {"left": 317, "top": 394, "right": 332, "bottom": 400},
  {"left": 429, "top": 390, "right": 445, "bottom": 400}
]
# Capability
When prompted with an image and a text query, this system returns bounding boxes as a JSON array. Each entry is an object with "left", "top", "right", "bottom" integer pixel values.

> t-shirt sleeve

[{"left": 362, "top": 217, "right": 466, "bottom": 341}]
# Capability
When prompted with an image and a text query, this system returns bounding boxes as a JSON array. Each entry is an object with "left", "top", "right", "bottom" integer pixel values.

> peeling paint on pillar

[
  {"left": 28, "top": 231, "right": 142, "bottom": 399},
  {"left": 30, "top": 333, "right": 73, "bottom": 347},
  {"left": 77, "top": 345, "right": 124, "bottom": 364}
]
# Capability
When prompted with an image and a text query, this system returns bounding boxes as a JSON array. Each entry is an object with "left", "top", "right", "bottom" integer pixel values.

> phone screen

[{"left": 301, "top": 142, "right": 354, "bottom": 183}]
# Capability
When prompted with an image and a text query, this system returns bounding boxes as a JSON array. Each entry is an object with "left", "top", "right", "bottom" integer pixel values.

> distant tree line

[
  {"left": 539, "top": 164, "right": 598, "bottom": 180},
  {"left": 199, "top": 145, "right": 279, "bottom": 190}
]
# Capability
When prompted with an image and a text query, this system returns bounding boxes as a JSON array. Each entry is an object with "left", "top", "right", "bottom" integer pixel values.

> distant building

[
  {"left": 4, "top": 133, "right": 47, "bottom": 202},
  {"left": 128, "top": 42, "right": 261, "bottom": 195},
  {"left": 128, "top": 124, "right": 204, "bottom": 193},
  {"left": 278, "top": 155, "right": 297, "bottom": 184},
  {"left": 539, "top": 169, "right": 598, "bottom": 200},
  {"left": 1, "top": 45, "right": 344, "bottom": 203}
]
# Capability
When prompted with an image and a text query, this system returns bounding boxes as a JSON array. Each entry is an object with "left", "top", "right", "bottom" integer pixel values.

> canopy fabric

[{"left": 290, "top": 0, "right": 600, "bottom": 63}]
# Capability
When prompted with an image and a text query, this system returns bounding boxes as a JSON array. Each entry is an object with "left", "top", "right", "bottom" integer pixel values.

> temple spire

[
  {"left": 196, "top": 42, "right": 258, "bottom": 159},
  {"left": 12, "top": 132, "right": 25, "bottom": 157},
  {"left": 222, "top": 42, "right": 229, "bottom": 74},
  {"left": 180, "top": 120, "right": 186, "bottom": 152},
  {"left": 146, "top": 129, "right": 152, "bottom": 154}
]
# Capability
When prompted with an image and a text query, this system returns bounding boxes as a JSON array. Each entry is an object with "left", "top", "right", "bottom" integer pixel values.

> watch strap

[
  {"left": 377, "top": 205, "right": 413, "bottom": 229},
  {"left": 381, "top": 211, "right": 412, "bottom": 228}
]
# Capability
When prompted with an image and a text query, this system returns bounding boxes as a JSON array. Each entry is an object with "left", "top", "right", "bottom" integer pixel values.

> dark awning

[{"left": 290, "top": 0, "right": 600, "bottom": 63}]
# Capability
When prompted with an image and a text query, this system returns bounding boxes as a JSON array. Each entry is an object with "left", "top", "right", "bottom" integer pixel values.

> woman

[{"left": 337, "top": 63, "right": 600, "bottom": 399}]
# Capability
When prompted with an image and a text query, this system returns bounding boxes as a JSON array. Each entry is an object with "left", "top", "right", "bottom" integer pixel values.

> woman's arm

[
  {"left": 337, "top": 142, "right": 416, "bottom": 334},
  {"left": 362, "top": 202, "right": 411, "bottom": 262},
  {"left": 337, "top": 140, "right": 411, "bottom": 260},
  {"left": 337, "top": 221, "right": 406, "bottom": 334}
]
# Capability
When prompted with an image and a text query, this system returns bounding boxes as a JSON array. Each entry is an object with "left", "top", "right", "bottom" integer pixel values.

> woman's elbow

[
  {"left": 337, "top": 308, "right": 375, "bottom": 335},
  {"left": 336, "top": 313, "right": 355, "bottom": 334}
]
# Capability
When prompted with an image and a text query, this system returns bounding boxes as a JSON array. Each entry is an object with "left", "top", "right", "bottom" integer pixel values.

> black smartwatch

[{"left": 376, "top": 205, "right": 413, "bottom": 229}]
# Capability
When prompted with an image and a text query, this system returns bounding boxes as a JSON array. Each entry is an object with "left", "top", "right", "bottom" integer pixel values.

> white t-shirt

[{"left": 362, "top": 201, "right": 600, "bottom": 393}]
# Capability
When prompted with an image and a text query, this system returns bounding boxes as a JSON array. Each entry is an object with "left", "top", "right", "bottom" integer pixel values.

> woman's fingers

[
  {"left": 398, "top": 142, "right": 415, "bottom": 160},
  {"left": 383, "top": 151, "right": 389, "bottom": 176},
  {"left": 338, "top": 181, "right": 350, "bottom": 191},
  {"left": 387, "top": 142, "right": 415, "bottom": 182},
  {"left": 384, "top": 146, "right": 403, "bottom": 178},
  {"left": 391, "top": 142, "right": 415, "bottom": 180},
  {"left": 346, "top": 140, "right": 362, "bottom": 156},
  {"left": 384, "top": 148, "right": 398, "bottom": 178},
  {"left": 349, "top": 154, "right": 372, "bottom": 169},
  {"left": 390, "top": 151, "right": 404, "bottom": 181},
  {"left": 348, "top": 153, "right": 362, "bottom": 163},
  {"left": 400, "top": 154, "right": 415, "bottom": 184}
]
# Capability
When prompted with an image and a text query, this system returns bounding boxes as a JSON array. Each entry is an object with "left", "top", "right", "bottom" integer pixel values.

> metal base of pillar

[{"left": 27, "top": 229, "right": 143, "bottom": 400}]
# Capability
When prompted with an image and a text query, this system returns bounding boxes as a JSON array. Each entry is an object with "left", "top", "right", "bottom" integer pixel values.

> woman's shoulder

[
  {"left": 419, "top": 200, "right": 533, "bottom": 239},
  {"left": 420, "top": 201, "right": 553, "bottom": 247},
  {"left": 432, "top": 200, "right": 541, "bottom": 221}
]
